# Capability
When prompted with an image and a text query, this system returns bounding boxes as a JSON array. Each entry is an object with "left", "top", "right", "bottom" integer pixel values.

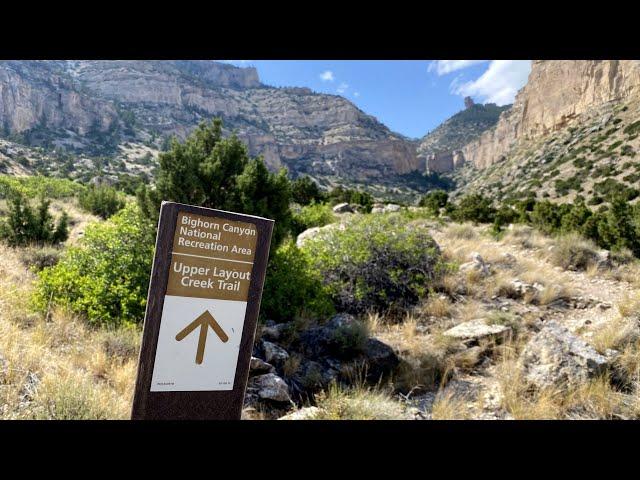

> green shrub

[
  {"left": 34, "top": 204, "right": 154, "bottom": 326},
  {"left": 291, "top": 176, "right": 325, "bottom": 205},
  {"left": 418, "top": 190, "right": 449, "bottom": 214},
  {"left": 302, "top": 214, "right": 444, "bottom": 314},
  {"left": 450, "top": 194, "right": 496, "bottom": 224},
  {"left": 327, "top": 186, "right": 374, "bottom": 212},
  {"left": 0, "top": 193, "right": 69, "bottom": 246},
  {"left": 291, "top": 202, "right": 337, "bottom": 236},
  {"left": 261, "top": 240, "right": 334, "bottom": 322},
  {"left": 0, "top": 175, "right": 85, "bottom": 200},
  {"left": 137, "top": 119, "right": 293, "bottom": 247},
  {"left": 623, "top": 120, "right": 640, "bottom": 137},
  {"left": 621, "top": 145, "right": 636, "bottom": 157},
  {"left": 78, "top": 185, "right": 125, "bottom": 219}
]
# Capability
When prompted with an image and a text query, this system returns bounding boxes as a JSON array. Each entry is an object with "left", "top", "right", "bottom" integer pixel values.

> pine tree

[{"left": 137, "top": 119, "right": 293, "bottom": 246}]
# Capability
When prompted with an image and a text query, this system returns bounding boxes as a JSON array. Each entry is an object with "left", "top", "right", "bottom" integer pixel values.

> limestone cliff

[
  {"left": 0, "top": 60, "right": 421, "bottom": 185},
  {"left": 418, "top": 102, "right": 508, "bottom": 173},
  {"left": 461, "top": 60, "right": 640, "bottom": 169}
]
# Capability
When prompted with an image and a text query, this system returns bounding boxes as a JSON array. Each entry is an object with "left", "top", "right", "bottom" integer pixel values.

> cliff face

[
  {"left": 461, "top": 60, "right": 640, "bottom": 169},
  {"left": 0, "top": 61, "right": 118, "bottom": 135},
  {"left": 418, "top": 103, "right": 508, "bottom": 173},
  {"left": 0, "top": 60, "right": 421, "bottom": 184}
]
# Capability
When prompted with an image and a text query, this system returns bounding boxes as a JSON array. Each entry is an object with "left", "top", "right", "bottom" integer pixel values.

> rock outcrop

[
  {"left": 418, "top": 102, "right": 508, "bottom": 172},
  {"left": 519, "top": 321, "right": 610, "bottom": 389},
  {"left": 462, "top": 60, "right": 640, "bottom": 169}
]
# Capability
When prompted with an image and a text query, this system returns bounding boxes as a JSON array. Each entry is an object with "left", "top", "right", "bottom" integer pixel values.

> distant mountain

[
  {"left": 0, "top": 60, "right": 421, "bottom": 190},
  {"left": 418, "top": 101, "right": 509, "bottom": 173}
]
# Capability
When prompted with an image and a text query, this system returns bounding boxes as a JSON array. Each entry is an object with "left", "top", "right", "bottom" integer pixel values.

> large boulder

[
  {"left": 246, "top": 373, "right": 292, "bottom": 404},
  {"left": 384, "top": 204, "right": 401, "bottom": 213},
  {"left": 519, "top": 322, "right": 610, "bottom": 389},
  {"left": 297, "top": 313, "right": 399, "bottom": 381},
  {"left": 298, "top": 313, "right": 363, "bottom": 359},
  {"left": 363, "top": 337, "right": 400, "bottom": 382},
  {"left": 371, "top": 203, "right": 386, "bottom": 214},
  {"left": 332, "top": 202, "right": 354, "bottom": 213},
  {"left": 261, "top": 340, "right": 290, "bottom": 366},
  {"left": 295, "top": 223, "right": 344, "bottom": 248}
]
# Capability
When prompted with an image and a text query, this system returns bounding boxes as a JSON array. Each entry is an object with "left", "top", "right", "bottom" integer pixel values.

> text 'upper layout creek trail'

[{"left": 150, "top": 211, "right": 258, "bottom": 391}]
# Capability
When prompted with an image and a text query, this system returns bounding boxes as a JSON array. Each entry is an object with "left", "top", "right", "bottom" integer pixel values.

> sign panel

[{"left": 131, "top": 202, "right": 273, "bottom": 419}]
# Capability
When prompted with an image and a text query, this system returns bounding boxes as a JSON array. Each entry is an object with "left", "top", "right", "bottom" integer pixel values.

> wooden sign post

[{"left": 131, "top": 201, "right": 274, "bottom": 419}]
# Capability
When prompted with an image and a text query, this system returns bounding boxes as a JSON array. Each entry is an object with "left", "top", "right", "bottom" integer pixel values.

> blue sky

[{"left": 221, "top": 60, "right": 532, "bottom": 139}]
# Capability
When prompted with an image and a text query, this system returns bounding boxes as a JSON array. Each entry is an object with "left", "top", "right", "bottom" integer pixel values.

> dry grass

[
  {"left": 417, "top": 295, "right": 453, "bottom": 319},
  {"left": 307, "top": 382, "right": 407, "bottom": 420},
  {"left": 546, "top": 233, "right": 600, "bottom": 272},
  {"left": 494, "top": 336, "right": 640, "bottom": 419},
  {"left": 0, "top": 244, "right": 139, "bottom": 420},
  {"left": 431, "top": 391, "right": 473, "bottom": 420},
  {"left": 501, "top": 225, "right": 549, "bottom": 250}
]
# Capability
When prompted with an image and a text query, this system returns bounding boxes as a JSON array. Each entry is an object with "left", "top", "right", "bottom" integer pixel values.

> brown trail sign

[{"left": 131, "top": 202, "right": 274, "bottom": 420}]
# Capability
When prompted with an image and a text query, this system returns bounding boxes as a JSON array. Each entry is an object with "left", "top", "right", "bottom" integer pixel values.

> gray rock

[
  {"left": 292, "top": 359, "right": 337, "bottom": 391},
  {"left": 443, "top": 319, "right": 511, "bottom": 343},
  {"left": 363, "top": 338, "right": 400, "bottom": 382},
  {"left": 295, "top": 226, "right": 321, "bottom": 247},
  {"left": 249, "top": 356, "right": 275, "bottom": 376},
  {"left": 511, "top": 279, "right": 544, "bottom": 297},
  {"left": 296, "top": 223, "right": 342, "bottom": 248},
  {"left": 459, "top": 252, "right": 490, "bottom": 277},
  {"left": 247, "top": 373, "right": 292, "bottom": 403},
  {"left": 279, "top": 406, "right": 321, "bottom": 420},
  {"left": 261, "top": 322, "right": 289, "bottom": 341},
  {"left": 262, "top": 340, "right": 289, "bottom": 366},
  {"left": 332, "top": 202, "right": 354, "bottom": 213},
  {"left": 384, "top": 203, "right": 401, "bottom": 213},
  {"left": 519, "top": 321, "right": 609, "bottom": 389}
]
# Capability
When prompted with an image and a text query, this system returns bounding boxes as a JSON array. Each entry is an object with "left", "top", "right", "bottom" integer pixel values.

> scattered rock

[
  {"left": 519, "top": 321, "right": 609, "bottom": 389},
  {"left": 459, "top": 252, "right": 490, "bottom": 277},
  {"left": 332, "top": 202, "right": 354, "bottom": 213},
  {"left": 250, "top": 356, "right": 276, "bottom": 376},
  {"left": 247, "top": 373, "right": 292, "bottom": 403},
  {"left": 511, "top": 279, "right": 544, "bottom": 297},
  {"left": 278, "top": 406, "right": 321, "bottom": 420},
  {"left": 262, "top": 340, "right": 289, "bottom": 366},
  {"left": 443, "top": 319, "right": 511, "bottom": 343}
]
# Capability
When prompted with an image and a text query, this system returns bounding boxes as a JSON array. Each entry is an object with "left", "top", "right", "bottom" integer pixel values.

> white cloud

[
  {"left": 428, "top": 60, "right": 487, "bottom": 76},
  {"left": 353, "top": 91, "right": 360, "bottom": 98},
  {"left": 320, "top": 70, "right": 335, "bottom": 82},
  {"left": 337, "top": 82, "right": 349, "bottom": 94},
  {"left": 450, "top": 60, "right": 532, "bottom": 105}
]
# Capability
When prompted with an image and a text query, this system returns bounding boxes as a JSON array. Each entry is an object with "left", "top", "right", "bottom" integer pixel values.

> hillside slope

[
  {"left": 0, "top": 61, "right": 420, "bottom": 187},
  {"left": 449, "top": 60, "right": 640, "bottom": 204}
]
